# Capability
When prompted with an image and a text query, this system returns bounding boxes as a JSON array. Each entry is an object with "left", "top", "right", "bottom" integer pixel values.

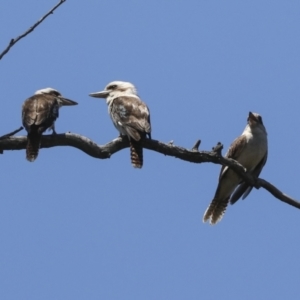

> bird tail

[
  {"left": 26, "top": 132, "right": 41, "bottom": 162},
  {"left": 203, "top": 197, "right": 229, "bottom": 225},
  {"left": 130, "top": 140, "right": 143, "bottom": 168}
]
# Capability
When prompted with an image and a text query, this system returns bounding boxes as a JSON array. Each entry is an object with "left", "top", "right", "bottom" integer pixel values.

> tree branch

[
  {"left": 0, "top": 131, "right": 298, "bottom": 210},
  {"left": 0, "top": 126, "right": 23, "bottom": 140},
  {"left": 0, "top": 0, "right": 66, "bottom": 60},
  {"left": 256, "top": 179, "right": 300, "bottom": 209}
]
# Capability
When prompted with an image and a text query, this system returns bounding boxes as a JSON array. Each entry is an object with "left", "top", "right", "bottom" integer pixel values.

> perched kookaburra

[
  {"left": 22, "top": 87, "right": 78, "bottom": 162},
  {"left": 89, "top": 81, "right": 151, "bottom": 168},
  {"left": 203, "top": 112, "right": 268, "bottom": 225}
]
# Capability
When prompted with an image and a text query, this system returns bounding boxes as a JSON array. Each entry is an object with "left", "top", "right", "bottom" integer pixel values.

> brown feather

[
  {"left": 26, "top": 131, "right": 42, "bottom": 162},
  {"left": 109, "top": 96, "right": 151, "bottom": 168},
  {"left": 130, "top": 140, "right": 143, "bottom": 168},
  {"left": 210, "top": 197, "right": 229, "bottom": 224},
  {"left": 204, "top": 136, "right": 249, "bottom": 224},
  {"left": 110, "top": 96, "right": 151, "bottom": 140},
  {"left": 22, "top": 94, "right": 59, "bottom": 132},
  {"left": 203, "top": 196, "right": 229, "bottom": 225},
  {"left": 219, "top": 135, "right": 247, "bottom": 180},
  {"left": 126, "top": 126, "right": 141, "bottom": 141},
  {"left": 230, "top": 151, "right": 268, "bottom": 204},
  {"left": 22, "top": 94, "right": 60, "bottom": 161}
]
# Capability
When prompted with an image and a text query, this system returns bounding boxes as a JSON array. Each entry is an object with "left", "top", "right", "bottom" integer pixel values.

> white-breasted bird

[
  {"left": 22, "top": 88, "right": 78, "bottom": 162},
  {"left": 203, "top": 112, "right": 268, "bottom": 225},
  {"left": 89, "top": 81, "right": 151, "bottom": 168}
]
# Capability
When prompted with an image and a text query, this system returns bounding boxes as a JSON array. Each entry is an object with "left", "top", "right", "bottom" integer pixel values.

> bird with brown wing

[
  {"left": 89, "top": 81, "right": 151, "bottom": 168},
  {"left": 203, "top": 112, "right": 268, "bottom": 225},
  {"left": 22, "top": 88, "right": 77, "bottom": 162}
]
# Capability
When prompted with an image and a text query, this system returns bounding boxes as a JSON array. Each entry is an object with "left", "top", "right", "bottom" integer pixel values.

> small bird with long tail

[{"left": 203, "top": 112, "right": 268, "bottom": 225}]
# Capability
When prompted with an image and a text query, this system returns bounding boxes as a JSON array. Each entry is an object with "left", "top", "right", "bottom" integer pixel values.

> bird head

[
  {"left": 247, "top": 112, "right": 266, "bottom": 132},
  {"left": 35, "top": 87, "right": 78, "bottom": 107},
  {"left": 89, "top": 81, "right": 138, "bottom": 101}
]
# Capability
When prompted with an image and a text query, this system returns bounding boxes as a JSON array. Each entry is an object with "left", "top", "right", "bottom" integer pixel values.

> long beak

[
  {"left": 60, "top": 97, "right": 78, "bottom": 106},
  {"left": 248, "top": 111, "right": 256, "bottom": 121},
  {"left": 89, "top": 90, "right": 109, "bottom": 98}
]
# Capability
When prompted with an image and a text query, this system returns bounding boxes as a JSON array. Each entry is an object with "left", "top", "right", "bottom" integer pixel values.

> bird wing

[
  {"left": 203, "top": 135, "right": 248, "bottom": 224},
  {"left": 218, "top": 134, "right": 247, "bottom": 181},
  {"left": 111, "top": 96, "right": 151, "bottom": 141},
  {"left": 22, "top": 95, "right": 59, "bottom": 132},
  {"left": 230, "top": 151, "right": 268, "bottom": 204},
  {"left": 22, "top": 96, "right": 38, "bottom": 129},
  {"left": 35, "top": 96, "right": 59, "bottom": 126}
]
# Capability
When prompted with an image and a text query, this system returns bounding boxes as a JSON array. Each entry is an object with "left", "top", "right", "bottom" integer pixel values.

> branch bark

[
  {"left": 0, "top": 131, "right": 299, "bottom": 210},
  {"left": 0, "top": 0, "right": 66, "bottom": 60}
]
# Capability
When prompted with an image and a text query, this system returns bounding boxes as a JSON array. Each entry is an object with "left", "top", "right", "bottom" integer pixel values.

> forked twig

[{"left": 0, "top": 0, "right": 66, "bottom": 60}]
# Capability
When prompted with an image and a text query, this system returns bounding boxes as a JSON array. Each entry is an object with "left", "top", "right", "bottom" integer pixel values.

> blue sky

[{"left": 0, "top": 1, "right": 300, "bottom": 299}]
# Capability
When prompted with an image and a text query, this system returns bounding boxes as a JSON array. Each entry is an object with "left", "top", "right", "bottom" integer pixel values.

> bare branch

[
  {"left": 0, "top": 126, "right": 24, "bottom": 154},
  {"left": 0, "top": 126, "right": 23, "bottom": 140},
  {"left": 257, "top": 179, "right": 300, "bottom": 209},
  {"left": 0, "top": 132, "right": 298, "bottom": 211},
  {"left": 0, "top": 0, "right": 66, "bottom": 60},
  {"left": 192, "top": 140, "right": 201, "bottom": 151}
]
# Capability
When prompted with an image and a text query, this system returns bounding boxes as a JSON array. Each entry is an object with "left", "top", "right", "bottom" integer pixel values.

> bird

[
  {"left": 22, "top": 87, "right": 78, "bottom": 162},
  {"left": 89, "top": 81, "right": 151, "bottom": 168},
  {"left": 203, "top": 112, "right": 268, "bottom": 225}
]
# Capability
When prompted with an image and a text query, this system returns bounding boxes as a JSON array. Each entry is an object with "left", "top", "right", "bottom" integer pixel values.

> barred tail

[
  {"left": 203, "top": 197, "right": 229, "bottom": 225},
  {"left": 26, "top": 132, "right": 41, "bottom": 162},
  {"left": 130, "top": 141, "right": 143, "bottom": 168}
]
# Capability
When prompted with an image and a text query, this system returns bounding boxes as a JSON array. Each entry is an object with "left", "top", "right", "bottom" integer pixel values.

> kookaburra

[
  {"left": 203, "top": 112, "right": 268, "bottom": 225},
  {"left": 89, "top": 81, "right": 151, "bottom": 168},
  {"left": 22, "top": 87, "right": 78, "bottom": 162}
]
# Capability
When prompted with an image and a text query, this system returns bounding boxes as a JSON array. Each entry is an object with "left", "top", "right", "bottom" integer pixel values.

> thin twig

[
  {"left": 0, "top": 132, "right": 298, "bottom": 211},
  {"left": 0, "top": 0, "right": 66, "bottom": 60},
  {"left": 192, "top": 140, "right": 201, "bottom": 151},
  {"left": 258, "top": 179, "right": 300, "bottom": 209},
  {"left": 0, "top": 126, "right": 23, "bottom": 140}
]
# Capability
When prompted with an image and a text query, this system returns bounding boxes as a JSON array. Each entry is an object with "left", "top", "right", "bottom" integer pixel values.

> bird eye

[
  {"left": 108, "top": 85, "right": 117, "bottom": 90},
  {"left": 52, "top": 91, "right": 61, "bottom": 96}
]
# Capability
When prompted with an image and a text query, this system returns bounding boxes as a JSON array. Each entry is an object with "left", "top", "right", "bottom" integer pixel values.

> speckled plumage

[{"left": 89, "top": 81, "right": 151, "bottom": 168}]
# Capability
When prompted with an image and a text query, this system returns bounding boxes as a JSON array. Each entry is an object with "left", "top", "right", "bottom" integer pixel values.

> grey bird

[
  {"left": 22, "top": 87, "right": 78, "bottom": 162},
  {"left": 203, "top": 112, "right": 268, "bottom": 225},
  {"left": 89, "top": 81, "right": 151, "bottom": 168}
]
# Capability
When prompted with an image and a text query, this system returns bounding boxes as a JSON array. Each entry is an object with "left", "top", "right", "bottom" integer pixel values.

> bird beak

[
  {"left": 248, "top": 111, "right": 256, "bottom": 121},
  {"left": 89, "top": 90, "right": 109, "bottom": 98},
  {"left": 248, "top": 111, "right": 259, "bottom": 126},
  {"left": 60, "top": 97, "right": 78, "bottom": 106}
]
